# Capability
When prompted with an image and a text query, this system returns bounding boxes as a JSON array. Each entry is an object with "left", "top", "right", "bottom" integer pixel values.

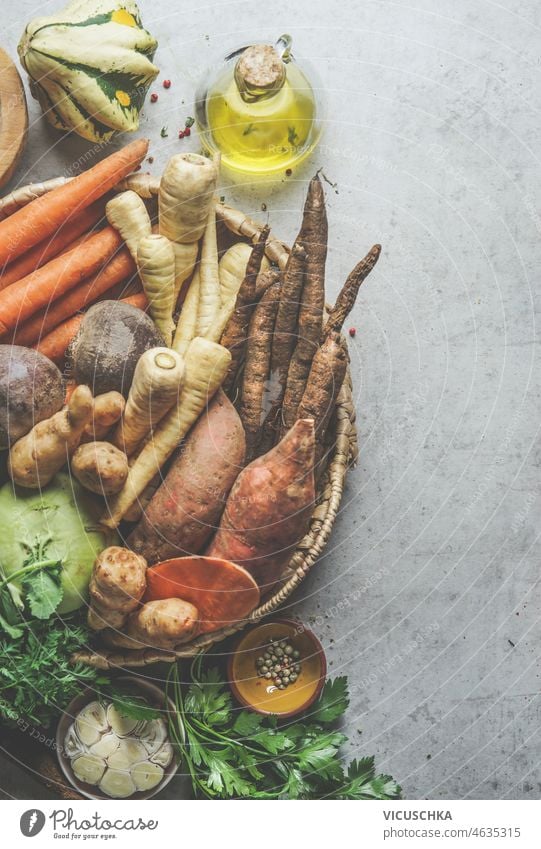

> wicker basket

[{"left": 0, "top": 176, "right": 358, "bottom": 670}]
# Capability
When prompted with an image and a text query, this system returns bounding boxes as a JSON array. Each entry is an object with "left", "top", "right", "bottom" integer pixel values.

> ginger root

[
  {"left": 87, "top": 546, "right": 147, "bottom": 632},
  {"left": 8, "top": 385, "right": 93, "bottom": 488},
  {"left": 103, "top": 598, "right": 199, "bottom": 650},
  {"left": 71, "top": 441, "right": 129, "bottom": 497}
]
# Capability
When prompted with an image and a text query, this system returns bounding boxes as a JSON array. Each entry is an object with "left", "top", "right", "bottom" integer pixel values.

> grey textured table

[{"left": 1, "top": 0, "right": 540, "bottom": 800}]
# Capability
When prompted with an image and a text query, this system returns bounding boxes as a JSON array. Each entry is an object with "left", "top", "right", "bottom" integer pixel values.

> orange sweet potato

[
  {"left": 143, "top": 556, "right": 260, "bottom": 633},
  {"left": 127, "top": 390, "right": 246, "bottom": 564},
  {"left": 206, "top": 418, "right": 316, "bottom": 592}
]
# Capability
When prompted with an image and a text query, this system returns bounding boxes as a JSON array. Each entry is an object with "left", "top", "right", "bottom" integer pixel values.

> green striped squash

[{"left": 18, "top": 1, "right": 159, "bottom": 142}]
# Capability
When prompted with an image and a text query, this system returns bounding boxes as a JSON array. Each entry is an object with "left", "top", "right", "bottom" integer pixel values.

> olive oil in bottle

[{"left": 196, "top": 35, "right": 322, "bottom": 175}]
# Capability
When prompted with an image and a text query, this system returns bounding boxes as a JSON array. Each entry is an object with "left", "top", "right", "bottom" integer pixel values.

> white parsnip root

[
  {"left": 159, "top": 153, "right": 217, "bottom": 244},
  {"left": 196, "top": 203, "right": 220, "bottom": 335},
  {"left": 112, "top": 347, "right": 185, "bottom": 456},
  {"left": 102, "top": 337, "right": 231, "bottom": 528},
  {"left": 219, "top": 242, "right": 270, "bottom": 303},
  {"left": 105, "top": 191, "right": 151, "bottom": 265},
  {"left": 171, "top": 240, "right": 198, "bottom": 303},
  {"left": 137, "top": 234, "right": 176, "bottom": 345},
  {"left": 172, "top": 269, "right": 200, "bottom": 355}
]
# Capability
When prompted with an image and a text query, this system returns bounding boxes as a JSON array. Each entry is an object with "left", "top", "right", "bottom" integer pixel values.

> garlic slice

[
  {"left": 75, "top": 701, "right": 108, "bottom": 746},
  {"left": 150, "top": 740, "right": 173, "bottom": 768},
  {"left": 64, "top": 723, "right": 85, "bottom": 759},
  {"left": 107, "top": 703, "right": 141, "bottom": 736},
  {"left": 89, "top": 732, "right": 120, "bottom": 759},
  {"left": 139, "top": 718, "right": 167, "bottom": 755},
  {"left": 131, "top": 761, "right": 164, "bottom": 791},
  {"left": 99, "top": 768, "right": 136, "bottom": 799},
  {"left": 107, "top": 738, "right": 147, "bottom": 770},
  {"left": 72, "top": 753, "right": 106, "bottom": 786}
]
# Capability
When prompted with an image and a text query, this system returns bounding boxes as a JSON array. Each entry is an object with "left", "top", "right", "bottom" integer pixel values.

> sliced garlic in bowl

[
  {"left": 71, "top": 753, "right": 106, "bottom": 786},
  {"left": 75, "top": 701, "right": 108, "bottom": 746},
  {"left": 57, "top": 678, "right": 180, "bottom": 800},
  {"left": 131, "top": 761, "right": 164, "bottom": 792},
  {"left": 99, "top": 769, "right": 137, "bottom": 799},
  {"left": 89, "top": 732, "right": 121, "bottom": 759}
]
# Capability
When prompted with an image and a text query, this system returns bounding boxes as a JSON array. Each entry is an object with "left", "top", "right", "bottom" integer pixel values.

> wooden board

[{"left": 0, "top": 48, "right": 27, "bottom": 190}]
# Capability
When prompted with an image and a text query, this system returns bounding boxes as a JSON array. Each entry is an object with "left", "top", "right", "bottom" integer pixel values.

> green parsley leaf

[
  {"left": 160, "top": 126, "right": 168, "bottom": 138},
  {"left": 336, "top": 757, "right": 402, "bottom": 799},
  {"left": 288, "top": 126, "right": 299, "bottom": 145},
  {"left": 296, "top": 730, "right": 347, "bottom": 780},
  {"left": 232, "top": 710, "right": 264, "bottom": 737},
  {"left": 103, "top": 684, "right": 161, "bottom": 722},
  {"left": 309, "top": 676, "right": 349, "bottom": 724},
  {"left": 185, "top": 667, "right": 232, "bottom": 726}
]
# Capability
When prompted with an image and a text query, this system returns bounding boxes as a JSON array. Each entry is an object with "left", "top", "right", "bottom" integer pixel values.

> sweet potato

[
  {"left": 143, "top": 556, "right": 260, "bottom": 633},
  {"left": 127, "top": 390, "right": 246, "bottom": 564},
  {"left": 206, "top": 418, "right": 316, "bottom": 591}
]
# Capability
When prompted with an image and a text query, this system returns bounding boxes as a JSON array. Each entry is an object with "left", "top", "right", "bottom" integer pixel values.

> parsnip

[
  {"left": 171, "top": 240, "right": 198, "bottom": 303},
  {"left": 137, "top": 234, "right": 176, "bottom": 345},
  {"left": 219, "top": 242, "right": 270, "bottom": 303},
  {"left": 105, "top": 191, "right": 151, "bottom": 265},
  {"left": 102, "top": 337, "right": 231, "bottom": 528},
  {"left": 112, "top": 347, "right": 185, "bottom": 456},
  {"left": 172, "top": 268, "right": 199, "bottom": 355},
  {"left": 8, "top": 385, "right": 93, "bottom": 488},
  {"left": 159, "top": 153, "right": 217, "bottom": 244},
  {"left": 197, "top": 204, "right": 220, "bottom": 335}
]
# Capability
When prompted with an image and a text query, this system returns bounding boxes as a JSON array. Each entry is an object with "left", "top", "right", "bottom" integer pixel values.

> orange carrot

[
  {"left": 0, "top": 200, "right": 106, "bottom": 290},
  {"left": 35, "top": 293, "right": 149, "bottom": 363},
  {"left": 10, "top": 248, "right": 137, "bottom": 346},
  {"left": 0, "top": 226, "right": 123, "bottom": 334},
  {"left": 0, "top": 138, "right": 148, "bottom": 268}
]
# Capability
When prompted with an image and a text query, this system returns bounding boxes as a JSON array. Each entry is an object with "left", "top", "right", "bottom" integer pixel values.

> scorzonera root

[
  {"left": 297, "top": 332, "right": 348, "bottom": 473},
  {"left": 71, "top": 441, "right": 129, "bottom": 497},
  {"left": 137, "top": 235, "right": 176, "bottom": 345},
  {"left": 105, "top": 191, "right": 151, "bottom": 265},
  {"left": 260, "top": 241, "right": 306, "bottom": 452},
  {"left": 220, "top": 226, "right": 270, "bottom": 393},
  {"left": 240, "top": 280, "right": 281, "bottom": 461},
  {"left": 219, "top": 242, "right": 270, "bottom": 304},
  {"left": 102, "top": 337, "right": 231, "bottom": 528},
  {"left": 82, "top": 391, "right": 125, "bottom": 442},
  {"left": 281, "top": 175, "right": 327, "bottom": 433},
  {"left": 113, "top": 347, "right": 184, "bottom": 456},
  {"left": 128, "top": 390, "right": 246, "bottom": 564},
  {"left": 324, "top": 244, "right": 382, "bottom": 337},
  {"left": 8, "top": 385, "right": 93, "bottom": 488},
  {"left": 159, "top": 153, "right": 217, "bottom": 244},
  {"left": 87, "top": 546, "right": 147, "bottom": 632},
  {"left": 105, "top": 599, "right": 199, "bottom": 650},
  {"left": 207, "top": 418, "right": 316, "bottom": 591}
]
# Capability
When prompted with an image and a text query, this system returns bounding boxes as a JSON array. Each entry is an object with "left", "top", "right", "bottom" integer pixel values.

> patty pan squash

[{"left": 18, "top": 0, "right": 159, "bottom": 142}]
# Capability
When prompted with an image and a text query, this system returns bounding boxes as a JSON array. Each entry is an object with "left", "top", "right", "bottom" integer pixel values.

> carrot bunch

[{"left": 0, "top": 139, "right": 149, "bottom": 355}]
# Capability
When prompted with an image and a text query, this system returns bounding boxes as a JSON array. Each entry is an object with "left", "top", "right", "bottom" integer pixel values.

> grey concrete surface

[{"left": 1, "top": 0, "right": 540, "bottom": 800}]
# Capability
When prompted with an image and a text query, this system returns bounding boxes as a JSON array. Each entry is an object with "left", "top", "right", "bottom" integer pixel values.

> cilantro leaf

[
  {"left": 309, "top": 676, "right": 349, "bottom": 724},
  {"left": 23, "top": 562, "right": 63, "bottom": 619}
]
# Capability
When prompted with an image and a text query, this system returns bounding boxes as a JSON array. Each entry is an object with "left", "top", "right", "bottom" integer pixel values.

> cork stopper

[{"left": 235, "top": 43, "right": 286, "bottom": 101}]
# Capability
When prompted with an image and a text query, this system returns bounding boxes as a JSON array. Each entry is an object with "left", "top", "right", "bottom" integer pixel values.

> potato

[
  {"left": 71, "top": 442, "right": 129, "bottom": 496},
  {"left": 127, "top": 390, "right": 245, "bottom": 564},
  {"left": 69, "top": 301, "right": 164, "bottom": 398},
  {"left": 0, "top": 345, "right": 64, "bottom": 449}
]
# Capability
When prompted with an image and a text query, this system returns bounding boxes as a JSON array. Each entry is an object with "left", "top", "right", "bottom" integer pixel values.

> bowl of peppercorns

[{"left": 228, "top": 619, "right": 327, "bottom": 717}]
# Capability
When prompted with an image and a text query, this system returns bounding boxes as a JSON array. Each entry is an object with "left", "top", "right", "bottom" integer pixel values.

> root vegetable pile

[{"left": 0, "top": 137, "right": 382, "bottom": 658}]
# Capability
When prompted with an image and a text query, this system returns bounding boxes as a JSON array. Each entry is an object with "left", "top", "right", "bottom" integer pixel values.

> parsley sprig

[{"left": 167, "top": 657, "right": 401, "bottom": 800}]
